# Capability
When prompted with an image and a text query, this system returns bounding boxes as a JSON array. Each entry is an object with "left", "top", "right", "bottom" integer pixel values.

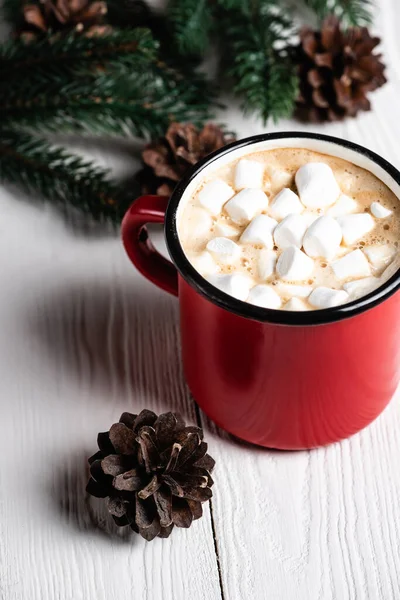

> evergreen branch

[
  {"left": 167, "top": 0, "right": 214, "bottom": 56},
  {"left": 0, "top": 129, "right": 122, "bottom": 221},
  {"left": 1, "top": 63, "right": 215, "bottom": 138},
  {"left": 220, "top": 0, "right": 299, "bottom": 123},
  {"left": 303, "top": 0, "right": 373, "bottom": 26},
  {"left": 0, "top": 29, "right": 158, "bottom": 83}
]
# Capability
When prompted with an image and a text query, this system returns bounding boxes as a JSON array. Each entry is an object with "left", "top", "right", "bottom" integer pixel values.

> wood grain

[
  {"left": 1, "top": 0, "right": 400, "bottom": 597},
  {"left": 0, "top": 207, "right": 221, "bottom": 600}
]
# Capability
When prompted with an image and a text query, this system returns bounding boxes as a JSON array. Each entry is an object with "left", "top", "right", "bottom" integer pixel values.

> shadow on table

[
  {"left": 29, "top": 275, "right": 279, "bottom": 454},
  {"left": 28, "top": 275, "right": 194, "bottom": 422},
  {"left": 50, "top": 450, "right": 134, "bottom": 544}
]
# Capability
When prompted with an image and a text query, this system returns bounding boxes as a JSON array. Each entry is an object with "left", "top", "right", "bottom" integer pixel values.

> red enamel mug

[{"left": 122, "top": 132, "right": 400, "bottom": 449}]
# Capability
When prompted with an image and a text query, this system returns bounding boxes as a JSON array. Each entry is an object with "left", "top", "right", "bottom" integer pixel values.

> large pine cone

[
  {"left": 296, "top": 16, "right": 386, "bottom": 122},
  {"left": 139, "top": 122, "right": 236, "bottom": 196},
  {"left": 21, "top": 0, "right": 108, "bottom": 38},
  {"left": 87, "top": 410, "right": 215, "bottom": 541}
]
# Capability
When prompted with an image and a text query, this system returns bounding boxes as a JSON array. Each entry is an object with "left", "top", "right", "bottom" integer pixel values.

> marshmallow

[
  {"left": 364, "top": 244, "right": 396, "bottom": 269},
  {"left": 380, "top": 257, "right": 400, "bottom": 283},
  {"left": 327, "top": 194, "right": 358, "bottom": 218},
  {"left": 198, "top": 180, "right": 235, "bottom": 215},
  {"left": 268, "top": 188, "right": 304, "bottom": 221},
  {"left": 240, "top": 215, "right": 277, "bottom": 249},
  {"left": 207, "top": 273, "right": 253, "bottom": 301},
  {"left": 258, "top": 249, "right": 277, "bottom": 280},
  {"left": 370, "top": 201, "right": 393, "bottom": 219},
  {"left": 302, "top": 211, "right": 320, "bottom": 227},
  {"left": 309, "top": 287, "right": 349, "bottom": 309},
  {"left": 303, "top": 216, "right": 343, "bottom": 259},
  {"left": 343, "top": 277, "right": 379, "bottom": 299},
  {"left": 206, "top": 237, "right": 241, "bottom": 265},
  {"left": 247, "top": 285, "right": 282, "bottom": 309},
  {"left": 225, "top": 189, "right": 269, "bottom": 224},
  {"left": 336, "top": 213, "right": 375, "bottom": 245},
  {"left": 331, "top": 249, "right": 371, "bottom": 280},
  {"left": 267, "top": 166, "right": 293, "bottom": 190},
  {"left": 276, "top": 246, "right": 314, "bottom": 281},
  {"left": 235, "top": 159, "right": 264, "bottom": 189},
  {"left": 274, "top": 214, "right": 308, "bottom": 249},
  {"left": 190, "top": 251, "right": 219, "bottom": 276},
  {"left": 186, "top": 208, "right": 213, "bottom": 239},
  {"left": 275, "top": 283, "right": 313, "bottom": 298},
  {"left": 214, "top": 221, "right": 240, "bottom": 238},
  {"left": 295, "top": 163, "right": 340, "bottom": 209},
  {"left": 283, "top": 298, "right": 308, "bottom": 311}
]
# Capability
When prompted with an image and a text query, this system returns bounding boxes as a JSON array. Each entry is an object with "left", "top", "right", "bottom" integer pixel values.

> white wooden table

[{"left": 1, "top": 2, "right": 400, "bottom": 598}]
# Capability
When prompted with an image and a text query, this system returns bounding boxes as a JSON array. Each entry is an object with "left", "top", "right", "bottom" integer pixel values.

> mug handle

[{"left": 122, "top": 195, "right": 179, "bottom": 296}]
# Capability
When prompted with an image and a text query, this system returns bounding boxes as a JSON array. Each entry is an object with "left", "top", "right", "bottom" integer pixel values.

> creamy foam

[{"left": 178, "top": 148, "right": 400, "bottom": 310}]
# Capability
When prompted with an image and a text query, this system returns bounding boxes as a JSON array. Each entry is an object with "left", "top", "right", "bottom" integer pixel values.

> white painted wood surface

[{"left": 1, "top": 1, "right": 400, "bottom": 598}]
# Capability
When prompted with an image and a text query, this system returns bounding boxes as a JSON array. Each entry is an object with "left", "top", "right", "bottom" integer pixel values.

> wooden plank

[
  {"left": 206, "top": 2, "right": 400, "bottom": 595},
  {"left": 0, "top": 209, "right": 221, "bottom": 599}
]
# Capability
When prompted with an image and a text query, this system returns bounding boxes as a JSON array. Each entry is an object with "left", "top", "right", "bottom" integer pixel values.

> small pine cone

[
  {"left": 87, "top": 410, "right": 215, "bottom": 541},
  {"left": 21, "top": 0, "right": 108, "bottom": 38},
  {"left": 139, "top": 122, "right": 236, "bottom": 196},
  {"left": 295, "top": 15, "right": 387, "bottom": 123}
]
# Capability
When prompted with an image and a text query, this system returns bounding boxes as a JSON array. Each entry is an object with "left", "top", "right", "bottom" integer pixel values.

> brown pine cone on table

[
  {"left": 296, "top": 15, "right": 387, "bottom": 123},
  {"left": 87, "top": 410, "right": 215, "bottom": 541},
  {"left": 21, "top": 0, "right": 108, "bottom": 38},
  {"left": 139, "top": 122, "right": 236, "bottom": 197}
]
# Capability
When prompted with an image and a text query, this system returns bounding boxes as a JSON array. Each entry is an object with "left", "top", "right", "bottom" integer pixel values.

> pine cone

[
  {"left": 296, "top": 16, "right": 387, "bottom": 123},
  {"left": 139, "top": 122, "right": 236, "bottom": 196},
  {"left": 87, "top": 410, "right": 215, "bottom": 541},
  {"left": 21, "top": 0, "right": 108, "bottom": 38}
]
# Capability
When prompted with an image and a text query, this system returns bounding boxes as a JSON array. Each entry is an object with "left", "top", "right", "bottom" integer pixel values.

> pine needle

[
  {"left": 303, "top": 0, "right": 373, "bottom": 26},
  {"left": 167, "top": 0, "right": 214, "bottom": 56}
]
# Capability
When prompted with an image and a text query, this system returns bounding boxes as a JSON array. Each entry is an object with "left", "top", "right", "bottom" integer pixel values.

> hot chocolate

[{"left": 178, "top": 148, "right": 400, "bottom": 310}]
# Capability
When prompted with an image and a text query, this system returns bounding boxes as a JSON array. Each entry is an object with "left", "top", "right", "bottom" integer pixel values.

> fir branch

[
  {"left": 220, "top": 0, "right": 299, "bottom": 123},
  {"left": 0, "top": 29, "right": 158, "bottom": 83},
  {"left": 0, "top": 29, "right": 216, "bottom": 138},
  {"left": 0, "top": 129, "right": 123, "bottom": 221},
  {"left": 167, "top": 0, "right": 214, "bottom": 56},
  {"left": 1, "top": 63, "right": 215, "bottom": 138},
  {"left": 303, "top": 0, "right": 373, "bottom": 26}
]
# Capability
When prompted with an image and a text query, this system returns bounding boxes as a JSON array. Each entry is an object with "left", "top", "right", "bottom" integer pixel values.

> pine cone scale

[
  {"left": 97, "top": 431, "right": 114, "bottom": 454},
  {"left": 101, "top": 454, "right": 133, "bottom": 476},
  {"left": 107, "top": 497, "right": 127, "bottom": 518},
  {"left": 164, "top": 443, "right": 181, "bottom": 473},
  {"left": 155, "top": 412, "right": 183, "bottom": 449},
  {"left": 163, "top": 474, "right": 184, "bottom": 497},
  {"left": 109, "top": 422, "right": 136, "bottom": 455},
  {"left": 153, "top": 488, "right": 173, "bottom": 527},
  {"left": 137, "top": 474, "right": 161, "bottom": 499},
  {"left": 137, "top": 427, "right": 161, "bottom": 473},
  {"left": 172, "top": 497, "right": 193, "bottom": 528},
  {"left": 187, "top": 500, "right": 202, "bottom": 520},
  {"left": 23, "top": 5, "right": 47, "bottom": 30},
  {"left": 195, "top": 454, "right": 215, "bottom": 472},
  {"left": 86, "top": 477, "right": 108, "bottom": 498},
  {"left": 113, "top": 469, "right": 142, "bottom": 492}
]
